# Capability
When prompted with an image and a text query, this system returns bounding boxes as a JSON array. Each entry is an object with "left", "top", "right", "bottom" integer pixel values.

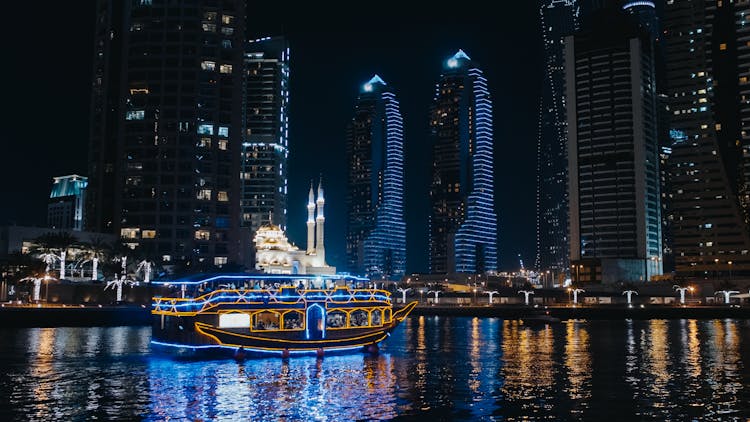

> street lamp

[
  {"left": 397, "top": 287, "right": 411, "bottom": 304},
  {"left": 715, "top": 290, "right": 739, "bottom": 305},
  {"left": 674, "top": 285, "right": 689, "bottom": 305},
  {"left": 485, "top": 290, "right": 499, "bottom": 305},
  {"left": 622, "top": 290, "right": 638, "bottom": 307},
  {"left": 427, "top": 290, "right": 441, "bottom": 304},
  {"left": 572, "top": 288, "right": 585, "bottom": 305},
  {"left": 518, "top": 290, "right": 534, "bottom": 306}
]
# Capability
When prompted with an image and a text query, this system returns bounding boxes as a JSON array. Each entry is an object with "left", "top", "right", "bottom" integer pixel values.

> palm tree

[
  {"left": 29, "top": 232, "right": 80, "bottom": 279},
  {"left": 79, "top": 237, "right": 111, "bottom": 281}
]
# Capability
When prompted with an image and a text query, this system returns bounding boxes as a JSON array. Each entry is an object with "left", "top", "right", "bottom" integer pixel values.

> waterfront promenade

[{"left": 1, "top": 302, "right": 749, "bottom": 327}]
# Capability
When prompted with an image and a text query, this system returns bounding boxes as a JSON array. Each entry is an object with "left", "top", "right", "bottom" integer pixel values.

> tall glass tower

[
  {"left": 241, "top": 36, "right": 290, "bottom": 235},
  {"left": 535, "top": 0, "right": 579, "bottom": 278},
  {"left": 428, "top": 50, "right": 498, "bottom": 275},
  {"left": 345, "top": 75, "right": 406, "bottom": 280}
]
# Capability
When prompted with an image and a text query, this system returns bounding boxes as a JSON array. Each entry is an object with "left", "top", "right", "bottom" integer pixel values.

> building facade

[
  {"left": 241, "top": 36, "right": 289, "bottom": 236},
  {"left": 662, "top": 0, "right": 750, "bottom": 276},
  {"left": 535, "top": 0, "right": 579, "bottom": 277},
  {"left": 88, "top": 0, "right": 247, "bottom": 267},
  {"left": 254, "top": 182, "right": 334, "bottom": 275},
  {"left": 345, "top": 75, "right": 406, "bottom": 280},
  {"left": 48, "top": 175, "right": 88, "bottom": 232},
  {"left": 428, "top": 50, "right": 498, "bottom": 275},
  {"left": 566, "top": 7, "right": 662, "bottom": 283}
]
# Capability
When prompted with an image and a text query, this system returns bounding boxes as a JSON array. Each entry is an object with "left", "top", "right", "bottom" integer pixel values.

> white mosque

[{"left": 253, "top": 181, "right": 336, "bottom": 275}]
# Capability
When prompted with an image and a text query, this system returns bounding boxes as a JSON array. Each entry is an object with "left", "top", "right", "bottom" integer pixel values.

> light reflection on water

[{"left": 0, "top": 318, "right": 748, "bottom": 420}]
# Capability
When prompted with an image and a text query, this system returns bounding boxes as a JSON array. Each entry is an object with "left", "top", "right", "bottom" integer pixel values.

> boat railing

[{"left": 152, "top": 288, "right": 392, "bottom": 315}]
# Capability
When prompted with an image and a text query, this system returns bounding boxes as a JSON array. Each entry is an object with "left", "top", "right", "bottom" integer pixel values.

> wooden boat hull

[{"left": 152, "top": 300, "right": 418, "bottom": 357}]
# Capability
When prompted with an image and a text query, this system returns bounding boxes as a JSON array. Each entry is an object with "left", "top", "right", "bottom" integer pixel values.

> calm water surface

[{"left": 0, "top": 317, "right": 749, "bottom": 421}]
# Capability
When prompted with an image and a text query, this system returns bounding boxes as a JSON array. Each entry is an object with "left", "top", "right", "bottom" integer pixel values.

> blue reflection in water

[
  {"left": 0, "top": 318, "right": 749, "bottom": 420},
  {"left": 146, "top": 354, "right": 401, "bottom": 421}
]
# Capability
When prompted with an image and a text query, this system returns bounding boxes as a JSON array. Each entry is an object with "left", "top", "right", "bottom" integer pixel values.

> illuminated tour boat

[
  {"left": 151, "top": 184, "right": 416, "bottom": 357},
  {"left": 150, "top": 274, "right": 417, "bottom": 358}
]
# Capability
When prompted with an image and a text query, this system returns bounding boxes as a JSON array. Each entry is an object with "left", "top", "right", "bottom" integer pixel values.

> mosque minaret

[
  {"left": 315, "top": 179, "right": 325, "bottom": 258},
  {"left": 306, "top": 182, "right": 316, "bottom": 254},
  {"left": 254, "top": 179, "right": 334, "bottom": 275}
]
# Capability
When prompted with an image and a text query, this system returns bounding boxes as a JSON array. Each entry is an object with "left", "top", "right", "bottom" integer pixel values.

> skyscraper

[
  {"left": 241, "top": 36, "right": 290, "bottom": 236},
  {"left": 48, "top": 175, "right": 88, "bottom": 231},
  {"left": 566, "top": 7, "right": 662, "bottom": 283},
  {"left": 428, "top": 50, "right": 498, "bottom": 275},
  {"left": 662, "top": 0, "right": 750, "bottom": 276},
  {"left": 345, "top": 75, "right": 406, "bottom": 280},
  {"left": 535, "top": 0, "right": 579, "bottom": 279},
  {"left": 88, "top": 0, "right": 246, "bottom": 267}
]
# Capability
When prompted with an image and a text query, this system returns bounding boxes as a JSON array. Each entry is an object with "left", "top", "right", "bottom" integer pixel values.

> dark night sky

[{"left": 0, "top": 2, "right": 542, "bottom": 273}]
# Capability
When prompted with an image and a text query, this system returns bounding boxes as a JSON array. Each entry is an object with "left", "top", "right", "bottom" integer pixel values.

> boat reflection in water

[
  {"left": 147, "top": 353, "right": 403, "bottom": 420},
  {"left": 150, "top": 274, "right": 417, "bottom": 358}
]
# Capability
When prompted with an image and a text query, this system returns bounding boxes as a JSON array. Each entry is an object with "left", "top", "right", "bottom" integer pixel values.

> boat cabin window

[
  {"left": 253, "top": 311, "right": 280, "bottom": 330},
  {"left": 326, "top": 310, "right": 347, "bottom": 328},
  {"left": 384, "top": 308, "right": 392, "bottom": 323},
  {"left": 350, "top": 310, "right": 369, "bottom": 327},
  {"left": 282, "top": 311, "right": 304, "bottom": 330},
  {"left": 371, "top": 309, "right": 382, "bottom": 326},
  {"left": 219, "top": 312, "right": 250, "bottom": 328}
]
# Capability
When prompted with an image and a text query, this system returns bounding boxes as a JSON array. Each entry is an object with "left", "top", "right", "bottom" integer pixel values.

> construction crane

[{"left": 518, "top": 253, "right": 525, "bottom": 272}]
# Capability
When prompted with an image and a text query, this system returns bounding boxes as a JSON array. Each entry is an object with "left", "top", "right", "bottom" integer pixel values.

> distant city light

[{"left": 622, "top": 1, "right": 655, "bottom": 9}]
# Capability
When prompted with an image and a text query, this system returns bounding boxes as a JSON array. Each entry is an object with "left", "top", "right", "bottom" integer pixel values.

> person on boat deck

[
  {"left": 253, "top": 282, "right": 260, "bottom": 290},
  {"left": 297, "top": 281, "right": 304, "bottom": 290}
]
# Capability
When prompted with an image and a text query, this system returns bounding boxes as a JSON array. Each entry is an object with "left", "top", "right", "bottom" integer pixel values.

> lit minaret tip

[
  {"left": 316, "top": 177, "right": 325, "bottom": 254},
  {"left": 306, "top": 181, "right": 315, "bottom": 253}
]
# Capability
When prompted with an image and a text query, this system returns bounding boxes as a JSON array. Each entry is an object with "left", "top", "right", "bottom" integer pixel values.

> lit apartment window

[
  {"left": 220, "top": 64, "right": 233, "bottom": 74},
  {"left": 162, "top": 255, "right": 171, "bottom": 262},
  {"left": 218, "top": 139, "right": 228, "bottom": 150},
  {"left": 202, "top": 23, "right": 216, "bottom": 32},
  {"left": 121, "top": 228, "right": 140, "bottom": 239},
  {"left": 720, "top": 43, "right": 727, "bottom": 51},
  {"left": 142, "top": 230, "right": 157, "bottom": 239},
  {"left": 218, "top": 126, "right": 229, "bottom": 137},
  {"left": 741, "top": 77, "right": 748, "bottom": 84},
  {"left": 204, "top": 11, "right": 217, "bottom": 20},
  {"left": 198, "top": 124, "right": 214, "bottom": 135},
  {"left": 197, "top": 189, "right": 212, "bottom": 200},
  {"left": 201, "top": 60, "right": 216, "bottom": 71},
  {"left": 195, "top": 230, "right": 210, "bottom": 240},
  {"left": 221, "top": 15, "right": 234, "bottom": 25},
  {"left": 221, "top": 40, "right": 232, "bottom": 49},
  {"left": 199, "top": 138, "right": 212, "bottom": 148},
  {"left": 221, "top": 27, "right": 234, "bottom": 36},
  {"left": 218, "top": 191, "right": 229, "bottom": 202},
  {"left": 126, "top": 110, "right": 145, "bottom": 120},
  {"left": 214, "top": 257, "right": 228, "bottom": 266}
]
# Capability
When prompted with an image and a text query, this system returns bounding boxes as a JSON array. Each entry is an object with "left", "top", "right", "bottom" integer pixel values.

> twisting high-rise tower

[
  {"left": 428, "top": 50, "right": 498, "bottom": 274},
  {"left": 346, "top": 75, "right": 406, "bottom": 279},
  {"left": 535, "top": 0, "right": 579, "bottom": 279}
]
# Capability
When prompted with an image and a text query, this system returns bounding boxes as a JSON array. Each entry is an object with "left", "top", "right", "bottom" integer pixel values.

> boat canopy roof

[{"left": 152, "top": 272, "right": 370, "bottom": 286}]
